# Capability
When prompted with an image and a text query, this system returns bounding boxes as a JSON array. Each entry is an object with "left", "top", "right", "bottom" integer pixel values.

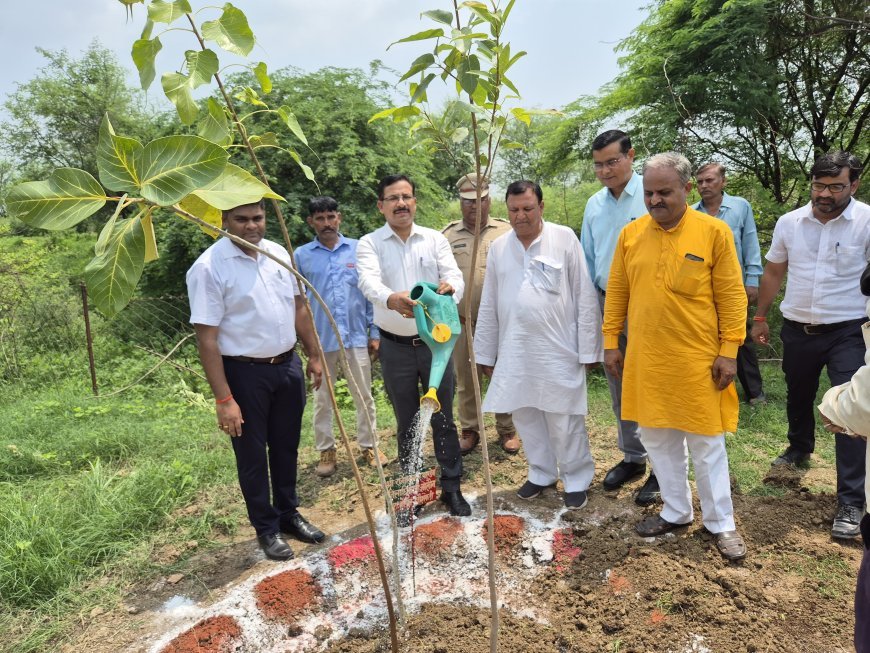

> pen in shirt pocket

[{"left": 685, "top": 253, "right": 704, "bottom": 262}]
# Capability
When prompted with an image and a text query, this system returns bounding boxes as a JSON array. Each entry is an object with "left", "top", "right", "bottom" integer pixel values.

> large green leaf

[
  {"left": 178, "top": 194, "right": 221, "bottom": 237},
  {"left": 201, "top": 3, "right": 254, "bottom": 56},
  {"left": 277, "top": 106, "right": 308, "bottom": 146},
  {"left": 185, "top": 49, "right": 219, "bottom": 88},
  {"left": 421, "top": 9, "right": 454, "bottom": 25},
  {"left": 135, "top": 136, "right": 227, "bottom": 206},
  {"left": 6, "top": 168, "right": 107, "bottom": 230},
  {"left": 147, "top": 0, "right": 191, "bottom": 24},
  {"left": 388, "top": 28, "right": 444, "bottom": 50},
  {"left": 287, "top": 149, "right": 315, "bottom": 182},
  {"left": 197, "top": 98, "right": 233, "bottom": 147},
  {"left": 131, "top": 37, "right": 162, "bottom": 90},
  {"left": 161, "top": 72, "right": 199, "bottom": 124},
  {"left": 191, "top": 163, "right": 282, "bottom": 210},
  {"left": 84, "top": 216, "right": 146, "bottom": 318},
  {"left": 97, "top": 115, "right": 143, "bottom": 192}
]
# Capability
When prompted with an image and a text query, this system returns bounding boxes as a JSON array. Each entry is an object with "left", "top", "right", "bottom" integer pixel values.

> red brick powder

[
  {"left": 254, "top": 568, "right": 320, "bottom": 624},
  {"left": 413, "top": 517, "right": 464, "bottom": 556},
  {"left": 481, "top": 515, "right": 525, "bottom": 551},
  {"left": 328, "top": 535, "right": 376, "bottom": 570},
  {"left": 159, "top": 615, "right": 242, "bottom": 653}
]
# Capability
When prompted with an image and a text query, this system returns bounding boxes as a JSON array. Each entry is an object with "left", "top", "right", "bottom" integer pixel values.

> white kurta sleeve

[
  {"left": 356, "top": 235, "right": 392, "bottom": 308},
  {"left": 571, "top": 237, "right": 604, "bottom": 364},
  {"left": 473, "top": 249, "right": 500, "bottom": 367}
]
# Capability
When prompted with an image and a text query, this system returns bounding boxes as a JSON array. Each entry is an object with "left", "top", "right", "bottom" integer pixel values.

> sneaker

[
  {"left": 315, "top": 448, "right": 337, "bottom": 477},
  {"left": 516, "top": 480, "right": 555, "bottom": 500},
  {"left": 362, "top": 447, "right": 388, "bottom": 468},
  {"left": 771, "top": 446, "right": 811, "bottom": 467},
  {"left": 564, "top": 490, "right": 588, "bottom": 510},
  {"left": 832, "top": 503, "right": 862, "bottom": 539}
]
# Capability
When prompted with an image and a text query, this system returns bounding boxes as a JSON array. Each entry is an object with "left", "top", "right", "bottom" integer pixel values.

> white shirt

[
  {"left": 357, "top": 222, "right": 464, "bottom": 337},
  {"left": 474, "top": 222, "right": 603, "bottom": 415},
  {"left": 767, "top": 198, "right": 870, "bottom": 324},
  {"left": 187, "top": 237, "right": 299, "bottom": 357}
]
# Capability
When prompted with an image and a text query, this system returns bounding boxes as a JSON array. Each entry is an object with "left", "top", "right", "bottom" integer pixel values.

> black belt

[
  {"left": 224, "top": 349, "right": 294, "bottom": 364},
  {"left": 782, "top": 317, "right": 866, "bottom": 336},
  {"left": 379, "top": 330, "right": 424, "bottom": 347}
]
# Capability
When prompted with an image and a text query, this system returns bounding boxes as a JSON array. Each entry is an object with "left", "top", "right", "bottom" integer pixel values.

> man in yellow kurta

[{"left": 603, "top": 152, "right": 748, "bottom": 561}]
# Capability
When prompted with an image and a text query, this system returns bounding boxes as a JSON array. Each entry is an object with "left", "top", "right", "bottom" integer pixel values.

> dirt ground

[{"left": 62, "top": 421, "right": 863, "bottom": 653}]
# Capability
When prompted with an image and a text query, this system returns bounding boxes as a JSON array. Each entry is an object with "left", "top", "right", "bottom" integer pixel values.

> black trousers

[
  {"left": 736, "top": 316, "right": 764, "bottom": 400},
  {"left": 857, "top": 514, "right": 870, "bottom": 653},
  {"left": 223, "top": 352, "right": 306, "bottom": 537},
  {"left": 379, "top": 337, "right": 463, "bottom": 491},
  {"left": 781, "top": 320, "right": 867, "bottom": 506}
]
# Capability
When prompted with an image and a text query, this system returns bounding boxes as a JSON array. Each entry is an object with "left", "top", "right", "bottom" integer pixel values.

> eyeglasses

[
  {"left": 382, "top": 194, "right": 416, "bottom": 203},
  {"left": 592, "top": 156, "right": 625, "bottom": 171},
  {"left": 810, "top": 182, "right": 848, "bottom": 193}
]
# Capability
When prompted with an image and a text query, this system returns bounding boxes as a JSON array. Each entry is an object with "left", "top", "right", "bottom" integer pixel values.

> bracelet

[
  {"left": 215, "top": 394, "right": 234, "bottom": 404},
  {"left": 752, "top": 316, "right": 767, "bottom": 322}
]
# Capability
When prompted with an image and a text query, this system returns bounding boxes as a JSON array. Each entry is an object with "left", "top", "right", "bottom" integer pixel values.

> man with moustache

[
  {"left": 580, "top": 130, "right": 659, "bottom": 505},
  {"left": 295, "top": 196, "right": 386, "bottom": 477},
  {"left": 604, "top": 153, "right": 748, "bottom": 560},
  {"left": 752, "top": 151, "right": 870, "bottom": 540},
  {"left": 187, "top": 200, "right": 325, "bottom": 561},
  {"left": 475, "top": 181, "right": 603, "bottom": 510},
  {"left": 441, "top": 173, "right": 519, "bottom": 455},
  {"left": 693, "top": 163, "right": 766, "bottom": 406},
  {"left": 356, "top": 174, "right": 471, "bottom": 520}
]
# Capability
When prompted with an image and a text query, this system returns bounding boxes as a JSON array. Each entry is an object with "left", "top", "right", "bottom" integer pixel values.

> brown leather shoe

[
  {"left": 315, "top": 448, "right": 337, "bottom": 477},
  {"left": 499, "top": 431, "right": 521, "bottom": 454},
  {"left": 362, "top": 447, "right": 388, "bottom": 468},
  {"left": 458, "top": 429, "right": 480, "bottom": 455},
  {"left": 714, "top": 530, "right": 747, "bottom": 560}
]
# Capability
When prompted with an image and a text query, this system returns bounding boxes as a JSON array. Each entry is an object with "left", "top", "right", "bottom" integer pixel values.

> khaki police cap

[{"left": 456, "top": 172, "right": 489, "bottom": 199}]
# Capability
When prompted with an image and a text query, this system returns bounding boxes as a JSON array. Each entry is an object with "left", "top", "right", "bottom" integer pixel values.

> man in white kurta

[{"left": 475, "top": 181, "right": 603, "bottom": 509}]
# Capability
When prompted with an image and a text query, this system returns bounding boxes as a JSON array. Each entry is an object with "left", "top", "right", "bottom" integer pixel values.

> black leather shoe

[
  {"left": 257, "top": 533, "right": 294, "bottom": 561},
  {"left": 634, "top": 474, "right": 661, "bottom": 506},
  {"left": 440, "top": 490, "right": 472, "bottom": 516},
  {"left": 603, "top": 461, "right": 646, "bottom": 490},
  {"left": 772, "top": 446, "right": 811, "bottom": 467},
  {"left": 281, "top": 513, "right": 325, "bottom": 544}
]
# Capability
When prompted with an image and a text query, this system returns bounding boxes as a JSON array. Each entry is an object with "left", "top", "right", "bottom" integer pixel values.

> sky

[{"left": 0, "top": 0, "right": 648, "bottom": 115}]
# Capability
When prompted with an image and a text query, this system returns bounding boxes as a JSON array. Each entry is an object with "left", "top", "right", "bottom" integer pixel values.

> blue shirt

[
  {"left": 295, "top": 235, "right": 378, "bottom": 353},
  {"left": 692, "top": 192, "right": 763, "bottom": 287},
  {"left": 580, "top": 172, "right": 648, "bottom": 292}
]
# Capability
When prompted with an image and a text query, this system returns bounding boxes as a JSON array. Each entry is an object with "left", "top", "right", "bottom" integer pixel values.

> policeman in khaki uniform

[{"left": 442, "top": 173, "right": 520, "bottom": 454}]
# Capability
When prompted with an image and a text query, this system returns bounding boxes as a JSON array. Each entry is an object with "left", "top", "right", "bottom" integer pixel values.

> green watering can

[{"left": 410, "top": 281, "right": 462, "bottom": 412}]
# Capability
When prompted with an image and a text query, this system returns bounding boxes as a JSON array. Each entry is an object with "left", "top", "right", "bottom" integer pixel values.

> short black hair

[
  {"left": 810, "top": 150, "right": 863, "bottom": 183},
  {"left": 376, "top": 174, "right": 415, "bottom": 200},
  {"left": 592, "top": 130, "right": 631, "bottom": 155},
  {"left": 505, "top": 180, "right": 543, "bottom": 203},
  {"left": 221, "top": 199, "right": 265, "bottom": 220},
  {"left": 308, "top": 196, "right": 339, "bottom": 215}
]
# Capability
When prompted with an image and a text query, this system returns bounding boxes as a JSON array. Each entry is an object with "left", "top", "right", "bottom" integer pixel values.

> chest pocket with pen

[
  {"left": 670, "top": 253, "right": 708, "bottom": 297},
  {"left": 835, "top": 244, "right": 865, "bottom": 278},
  {"left": 527, "top": 255, "right": 563, "bottom": 294}
]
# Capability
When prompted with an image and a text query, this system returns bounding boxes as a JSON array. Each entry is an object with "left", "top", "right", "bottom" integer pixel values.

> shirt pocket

[
  {"left": 528, "top": 255, "right": 563, "bottom": 294},
  {"left": 670, "top": 257, "right": 708, "bottom": 297},
  {"left": 343, "top": 263, "right": 359, "bottom": 287},
  {"left": 835, "top": 245, "right": 865, "bottom": 278}
]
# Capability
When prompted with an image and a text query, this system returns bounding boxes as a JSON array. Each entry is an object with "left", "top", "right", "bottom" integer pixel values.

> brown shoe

[
  {"left": 499, "top": 431, "right": 521, "bottom": 454},
  {"left": 458, "top": 429, "right": 480, "bottom": 455},
  {"left": 713, "top": 530, "right": 747, "bottom": 561},
  {"left": 635, "top": 514, "right": 691, "bottom": 537},
  {"left": 362, "top": 447, "right": 388, "bottom": 468},
  {"left": 315, "top": 448, "right": 337, "bottom": 477}
]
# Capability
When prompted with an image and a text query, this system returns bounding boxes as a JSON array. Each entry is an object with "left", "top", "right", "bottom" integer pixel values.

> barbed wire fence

[{"left": 0, "top": 265, "right": 204, "bottom": 396}]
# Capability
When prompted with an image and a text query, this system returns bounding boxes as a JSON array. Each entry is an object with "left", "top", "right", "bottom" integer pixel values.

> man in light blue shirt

[
  {"left": 693, "top": 162, "right": 766, "bottom": 405},
  {"left": 295, "top": 196, "right": 385, "bottom": 477},
  {"left": 580, "top": 130, "right": 659, "bottom": 505}
]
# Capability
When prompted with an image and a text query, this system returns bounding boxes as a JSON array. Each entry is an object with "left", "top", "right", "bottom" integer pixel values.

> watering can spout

[
  {"left": 420, "top": 387, "right": 441, "bottom": 412},
  {"left": 410, "top": 281, "right": 462, "bottom": 410}
]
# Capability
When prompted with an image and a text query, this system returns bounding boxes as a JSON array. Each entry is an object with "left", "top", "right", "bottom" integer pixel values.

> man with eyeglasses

[
  {"left": 752, "top": 150, "right": 870, "bottom": 540},
  {"left": 442, "top": 173, "right": 519, "bottom": 455},
  {"left": 357, "top": 174, "right": 472, "bottom": 521},
  {"left": 580, "top": 129, "right": 659, "bottom": 505},
  {"left": 693, "top": 163, "right": 766, "bottom": 406}
]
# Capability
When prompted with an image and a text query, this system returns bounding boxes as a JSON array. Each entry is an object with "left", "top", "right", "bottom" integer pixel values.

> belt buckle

[
  {"left": 803, "top": 324, "right": 817, "bottom": 335},
  {"left": 412, "top": 337, "right": 422, "bottom": 347},
  {"left": 269, "top": 355, "right": 277, "bottom": 364}
]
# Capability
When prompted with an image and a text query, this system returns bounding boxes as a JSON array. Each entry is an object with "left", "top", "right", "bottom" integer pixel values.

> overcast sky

[{"left": 0, "top": 0, "right": 647, "bottom": 115}]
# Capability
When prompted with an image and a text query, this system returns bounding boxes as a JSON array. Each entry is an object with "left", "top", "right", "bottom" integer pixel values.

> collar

[
  {"left": 218, "top": 235, "right": 260, "bottom": 260},
  {"left": 609, "top": 172, "right": 642, "bottom": 201},
  {"left": 456, "top": 220, "right": 498, "bottom": 234},
  {"left": 312, "top": 234, "right": 348, "bottom": 251},
  {"left": 693, "top": 191, "right": 736, "bottom": 214},
  {"left": 378, "top": 221, "right": 422, "bottom": 241},
  {"left": 798, "top": 197, "right": 856, "bottom": 224},
  {"left": 650, "top": 206, "right": 690, "bottom": 233}
]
